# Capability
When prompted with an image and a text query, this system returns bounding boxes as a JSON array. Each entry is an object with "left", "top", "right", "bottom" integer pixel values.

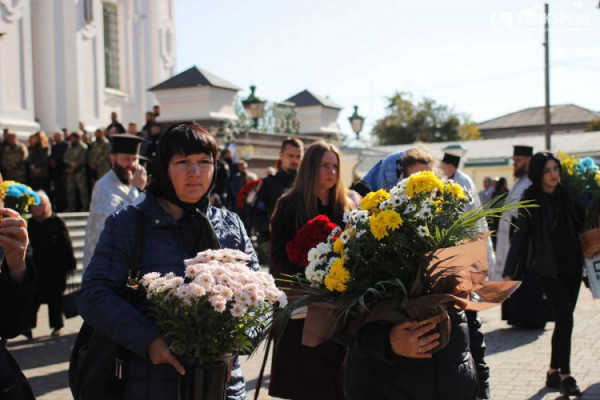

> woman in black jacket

[
  {"left": 27, "top": 191, "right": 76, "bottom": 336},
  {"left": 503, "top": 152, "right": 584, "bottom": 396},
  {"left": 269, "top": 141, "right": 353, "bottom": 400}
]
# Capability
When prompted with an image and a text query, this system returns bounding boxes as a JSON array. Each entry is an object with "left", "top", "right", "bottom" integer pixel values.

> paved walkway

[{"left": 8, "top": 284, "right": 600, "bottom": 399}]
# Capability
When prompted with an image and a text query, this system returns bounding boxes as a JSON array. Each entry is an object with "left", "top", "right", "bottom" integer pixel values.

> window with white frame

[{"left": 103, "top": 2, "right": 120, "bottom": 90}]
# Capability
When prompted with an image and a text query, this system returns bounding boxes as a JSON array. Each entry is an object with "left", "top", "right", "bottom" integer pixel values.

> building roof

[
  {"left": 149, "top": 66, "right": 240, "bottom": 92},
  {"left": 285, "top": 89, "right": 342, "bottom": 109},
  {"left": 478, "top": 104, "right": 599, "bottom": 131},
  {"left": 343, "top": 130, "right": 600, "bottom": 172}
]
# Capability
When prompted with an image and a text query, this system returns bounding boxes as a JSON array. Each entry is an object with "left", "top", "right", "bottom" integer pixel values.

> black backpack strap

[{"left": 127, "top": 209, "right": 145, "bottom": 285}]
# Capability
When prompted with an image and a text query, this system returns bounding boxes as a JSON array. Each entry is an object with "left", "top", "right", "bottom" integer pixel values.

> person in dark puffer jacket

[
  {"left": 78, "top": 123, "right": 258, "bottom": 400},
  {"left": 344, "top": 308, "right": 488, "bottom": 400},
  {"left": 343, "top": 150, "right": 490, "bottom": 400}
]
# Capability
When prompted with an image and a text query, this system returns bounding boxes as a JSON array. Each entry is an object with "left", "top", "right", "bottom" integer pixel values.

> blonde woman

[
  {"left": 27, "top": 131, "right": 50, "bottom": 192},
  {"left": 269, "top": 141, "right": 353, "bottom": 400}
]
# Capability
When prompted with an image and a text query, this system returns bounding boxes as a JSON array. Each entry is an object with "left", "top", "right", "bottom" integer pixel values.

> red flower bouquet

[
  {"left": 236, "top": 179, "right": 262, "bottom": 211},
  {"left": 286, "top": 215, "right": 338, "bottom": 267}
]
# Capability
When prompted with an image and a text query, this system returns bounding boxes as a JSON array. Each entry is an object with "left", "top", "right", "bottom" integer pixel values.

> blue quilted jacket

[{"left": 78, "top": 192, "right": 258, "bottom": 400}]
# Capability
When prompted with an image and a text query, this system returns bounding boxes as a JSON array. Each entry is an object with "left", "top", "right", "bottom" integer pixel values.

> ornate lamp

[
  {"left": 242, "top": 85, "right": 266, "bottom": 128},
  {"left": 348, "top": 105, "right": 365, "bottom": 140}
]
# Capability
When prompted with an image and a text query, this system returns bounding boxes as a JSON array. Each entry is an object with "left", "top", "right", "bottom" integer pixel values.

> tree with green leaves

[
  {"left": 585, "top": 118, "right": 600, "bottom": 132},
  {"left": 372, "top": 92, "right": 480, "bottom": 145}
]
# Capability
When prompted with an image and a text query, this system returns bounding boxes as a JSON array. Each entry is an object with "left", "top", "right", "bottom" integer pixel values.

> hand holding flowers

[
  {"left": 141, "top": 249, "right": 287, "bottom": 364},
  {"left": 274, "top": 170, "right": 526, "bottom": 352}
]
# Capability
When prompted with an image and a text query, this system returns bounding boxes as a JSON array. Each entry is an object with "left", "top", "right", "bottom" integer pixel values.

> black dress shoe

[
  {"left": 546, "top": 371, "right": 560, "bottom": 389},
  {"left": 560, "top": 376, "right": 582, "bottom": 396}
]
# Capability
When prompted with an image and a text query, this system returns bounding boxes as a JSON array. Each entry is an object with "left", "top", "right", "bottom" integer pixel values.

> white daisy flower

[
  {"left": 230, "top": 303, "right": 248, "bottom": 318},
  {"left": 416, "top": 225, "right": 430, "bottom": 238}
]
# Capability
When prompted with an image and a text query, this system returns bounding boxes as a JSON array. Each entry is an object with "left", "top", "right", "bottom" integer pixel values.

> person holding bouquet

[
  {"left": 78, "top": 123, "right": 258, "bottom": 400},
  {"left": 503, "top": 152, "right": 584, "bottom": 397},
  {"left": 342, "top": 150, "right": 490, "bottom": 400},
  {"left": 269, "top": 141, "right": 353, "bottom": 400}
]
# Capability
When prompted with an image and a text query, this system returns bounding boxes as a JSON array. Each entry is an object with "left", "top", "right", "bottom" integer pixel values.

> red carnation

[
  {"left": 236, "top": 179, "right": 262, "bottom": 211},
  {"left": 286, "top": 215, "right": 338, "bottom": 267}
]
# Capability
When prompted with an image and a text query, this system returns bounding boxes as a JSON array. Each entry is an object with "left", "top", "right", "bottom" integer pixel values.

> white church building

[{"left": 0, "top": 0, "right": 176, "bottom": 138}]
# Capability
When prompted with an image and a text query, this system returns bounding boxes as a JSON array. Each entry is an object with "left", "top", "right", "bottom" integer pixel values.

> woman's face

[
  {"left": 317, "top": 151, "right": 339, "bottom": 192},
  {"left": 167, "top": 152, "right": 214, "bottom": 204},
  {"left": 541, "top": 159, "right": 560, "bottom": 192}
]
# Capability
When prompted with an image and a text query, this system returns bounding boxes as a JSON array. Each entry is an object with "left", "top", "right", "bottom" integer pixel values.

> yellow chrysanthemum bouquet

[{"left": 275, "top": 171, "right": 525, "bottom": 351}]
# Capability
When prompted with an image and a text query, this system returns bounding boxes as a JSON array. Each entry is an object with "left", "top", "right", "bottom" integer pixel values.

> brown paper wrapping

[{"left": 301, "top": 239, "right": 521, "bottom": 347}]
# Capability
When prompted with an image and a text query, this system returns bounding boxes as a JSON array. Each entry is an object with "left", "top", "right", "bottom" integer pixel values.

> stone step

[
  {"left": 64, "top": 219, "right": 87, "bottom": 229},
  {"left": 69, "top": 230, "right": 85, "bottom": 239}
]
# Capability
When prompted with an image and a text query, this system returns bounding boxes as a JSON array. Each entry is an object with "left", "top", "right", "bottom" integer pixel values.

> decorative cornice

[
  {"left": 0, "top": 0, "right": 25, "bottom": 23},
  {"left": 81, "top": 20, "right": 98, "bottom": 40},
  {"left": 158, "top": 19, "right": 175, "bottom": 69}
]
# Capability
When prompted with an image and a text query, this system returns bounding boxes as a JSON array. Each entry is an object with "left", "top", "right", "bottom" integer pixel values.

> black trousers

[
  {"left": 31, "top": 296, "right": 64, "bottom": 330},
  {"left": 538, "top": 272, "right": 581, "bottom": 374}
]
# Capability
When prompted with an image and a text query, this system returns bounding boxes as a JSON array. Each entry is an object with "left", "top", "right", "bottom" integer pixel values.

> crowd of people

[
  {"left": 0, "top": 108, "right": 162, "bottom": 213},
  {"left": 0, "top": 118, "right": 592, "bottom": 399}
]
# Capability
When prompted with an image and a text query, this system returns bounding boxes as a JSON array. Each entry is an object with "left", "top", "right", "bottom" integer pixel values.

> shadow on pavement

[
  {"left": 6, "top": 332, "right": 77, "bottom": 370},
  {"left": 27, "top": 369, "right": 70, "bottom": 398},
  {"left": 245, "top": 374, "right": 271, "bottom": 395},
  {"left": 484, "top": 326, "right": 545, "bottom": 356},
  {"left": 525, "top": 386, "right": 567, "bottom": 400},
  {"left": 583, "top": 382, "right": 600, "bottom": 399}
]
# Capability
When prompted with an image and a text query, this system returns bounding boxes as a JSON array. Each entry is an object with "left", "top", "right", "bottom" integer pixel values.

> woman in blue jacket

[{"left": 78, "top": 123, "right": 258, "bottom": 400}]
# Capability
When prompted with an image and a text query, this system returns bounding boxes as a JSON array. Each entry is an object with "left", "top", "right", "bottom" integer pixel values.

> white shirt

[
  {"left": 453, "top": 169, "right": 497, "bottom": 278},
  {"left": 479, "top": 186, "right": 494, "bottom": 205},
  {"left": 493, "top": 175, "right": 532, "bottom": 281},
  {"left": 82, "top": 170, "right": 145, "bottom": 272}
]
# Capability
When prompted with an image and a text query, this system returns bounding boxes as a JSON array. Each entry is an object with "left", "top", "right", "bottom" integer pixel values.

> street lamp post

[
  {"left": 242, "top": 85, "right": 266, "bottom": 129},
  {"left": 348, "top": 105, "right": 365, "bottom": 140}
]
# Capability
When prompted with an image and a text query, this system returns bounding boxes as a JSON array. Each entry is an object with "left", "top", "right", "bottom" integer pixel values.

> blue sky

[{"left": 175, "top": 0, "right": 600, "bottom": 142}]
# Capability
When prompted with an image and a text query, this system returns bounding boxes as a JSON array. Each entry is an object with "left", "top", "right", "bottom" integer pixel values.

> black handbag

[
  {"left": 62, "top": 272, "right": 81, "bottom": 319},
  {"left": 69, "top": 210, "right": 145, "bottom": 400},
  {"left": 0, "top": 344, "right": 35, "bottom": 400}
]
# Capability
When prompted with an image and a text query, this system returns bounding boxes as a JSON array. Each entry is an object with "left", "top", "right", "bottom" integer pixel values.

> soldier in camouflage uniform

[
  {"left": 64, "top": 131, "right": 89, "bottom": 211},
  {"left": 88, "top": 128, "right": 111, "bottom": 186},
  {"left": 1, "top": 133, "right": 29, "bottom": 182}
]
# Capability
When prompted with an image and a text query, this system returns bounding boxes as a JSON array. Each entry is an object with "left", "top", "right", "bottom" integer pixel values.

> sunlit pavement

[{"left": 8, "top": 284, "right": 600, "bottom": 399}]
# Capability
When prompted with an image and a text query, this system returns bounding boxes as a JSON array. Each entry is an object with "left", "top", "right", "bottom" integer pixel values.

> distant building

[
  {"left": 342, "top": 130, "right": 600, "bottom": 192},
  {"left": 478, "top": 104, "right": 599, "bottom": 139},
  {"left": 0, "top": 0, "right": 176, "bottom": 137},
  {"left": 285, "top": 89, "right": 342, "bottom": 142},
  {"left": 149, "top": 66, "right": 240, "bottom": 132}
]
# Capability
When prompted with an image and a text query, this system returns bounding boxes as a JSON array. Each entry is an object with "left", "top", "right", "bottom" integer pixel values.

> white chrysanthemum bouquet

[{"left": 141, "top": 249, "right": 287, "bottom": 363}]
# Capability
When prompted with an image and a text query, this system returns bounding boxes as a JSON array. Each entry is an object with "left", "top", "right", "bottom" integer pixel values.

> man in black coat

[
  {"left": 0, "top": 207, "right": 36, "bottom": 399},
  {"left": 248, "top": 138, "right": 303, "bottom": 263},
  {"left": 50, "top": 131, "right": 70, "bottom": 212},
  {"left": 106, "top": 111, "right": 126, "bottom": 134}
]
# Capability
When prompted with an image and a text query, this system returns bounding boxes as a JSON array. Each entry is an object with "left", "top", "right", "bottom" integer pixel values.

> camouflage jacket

[
  {"left": 63, "top": 142, "right": 88, "bottom": 174},
  {"left": 88, "top": 137, "right": 111, "bottom": 178}
]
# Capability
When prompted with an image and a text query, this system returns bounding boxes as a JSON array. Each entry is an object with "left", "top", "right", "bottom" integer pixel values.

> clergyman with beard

[
  {"left": 82, "top": 134, "right": 147, "bottom": 273},
  {"left": 494, "top": 145, "right": 533, "bottom": 280}
]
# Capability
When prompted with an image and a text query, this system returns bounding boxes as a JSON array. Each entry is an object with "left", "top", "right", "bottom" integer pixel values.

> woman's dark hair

[
  {"left": 525, "top": 152, "right": 562, "bottom": 198},
  {"left": 148, "top": 122, "right": 218, "bottom": 203},
  {"left": 528, "top": 152, "right": 561, "bottom": 186}
]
